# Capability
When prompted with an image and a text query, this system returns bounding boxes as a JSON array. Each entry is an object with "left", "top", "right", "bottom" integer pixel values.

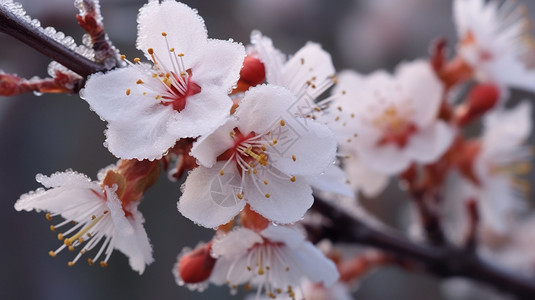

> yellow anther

[
  {"left": 136, "top": 79, "right": 144, "bottom": 84},
  {"left": 220, "top": 170, "right": 225, "bottom": 176},
  {"left": 261, "top": 145, "right": 267, "bottom": 151},
  {"left": 300, "top": 58, "right": 305, "bottom": 65},
  {"left": 68, "top": 246, "right": 75, "bottom": 252},
  {"left": 347, "top": 138, "right": 352, "bottom": 143},
  {"left": 244, "top": 284, "right": 252, "bottom": 291},
  {"left": 280, "top": 120, "right": 285, "bottom": 126},
  {"left": 68, "top": 261, "right": 75, "bottom": 267},
  {"left": 258, "top": 267, "right": 265, "bottom": 275},
  {"left": 351, "top": 113, "right": 355, "bottom": 118},
  {"left": 338, "top": 106, "right": 342, "bottom": 111},
  {"left": 268, "top": 293, "right": 276, "bottom": 299},
  {"left": 163, "top": 77, "right": 173, "bottom": 87},
  {"left": 247, "top": 266, "right": 252, "bottom": 271},
  {"left": 265, "top": 194, "right": 270, "bottom": 198},
  {"left": 271, "top": 139, "right": 278, "bottom": 145},
  {"left": 290, "top": 176, "right": 296, "bottom": 182},
  {"left": 276, "top": 288, "right": 282, "bottom": 294},
  {"left": 78, "top": 238, "right": 84, "bottom": 243},
  {"left": 169, "top": 48, "right": 175, "bottom": 52},
  {"left": 49, "top": 225, "right": 56, "bottom": 232},
  {"left": 155, "top": 95, "right": 162, "bottom": 100},
  {"left": 57, "top": 233, "right": 64, "bottom": 240},
  {"left": 133, "top": 57, "right": 140, "bottom": 63},
  {"left": 236, "top": 193, "right": 243, "bottom": 200},
  {"left": 152, "top": 73, "right": 158, "bottom": 78},
  {"left": 292, "top": 155, "right": 296, "bottom": 162},
  {"left": 48, "top": 251, "right": 56, "bottom": 258},
  {"left": 147, "top": 48, "right": 154, "bottom": 54},
  {"left": 64, "top": 239, "right": 72, "bottom": 247},
  {"left": 264, "top": 180, "right": 268, "bottom": 185},
  {"left": 45, "top": 213, "right": 52, "bottom": 221},
  {"left": 143, "top": 92, "right": 147, "bottom": 96},
  {"left": 342, "top": 90, "right": 347, "bottom": 95},
  {"left": 229, "top": 130, "right": 235, "bottom": 137},
  {"left": 335, "top": 116, "right": 340, "bottom": 121},
  {"left": 178, "top": 53, "right": 184, "bottom": 57},
  {"left": 126, "top": 89, "right": 131, "bottom": 96},
  {"left": 311, "top": 84, "right": 316, "bottom": 89},
  {"left": 88, "top": 258, "right": 94, "bottom": 266},
  {"left": 285, "top": 266, "right": 290, "bottom": 271},
  {"left": 314, "top": 107, "right": 322, "bottom": 112},
  {"left": 161, "top": 32, "right": 167, "bottom": 36},
  {"left": 120, "top": 55, "right": 126, "bottom": 60},
  {"left": 91, "top": 215, "right": 96, "bottom": 220},
  {"left": 354, "top": 133, "right": 358, "bottom": 137},
  {"left": 100, "top": 261, "right": 108, "bottom": 268}
]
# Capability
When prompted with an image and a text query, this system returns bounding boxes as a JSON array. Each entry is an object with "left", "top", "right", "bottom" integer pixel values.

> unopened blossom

[
  {"left": 330, "top": 61, "right": 454, "bottom": 175},
  {"left": 210, "top": 225, "right": 339, "bottom": 298},
  {"left": 452, "top": 0, "right": 535, "bottom": 90},
  {"left": 178, "top": 84, "right": 337, "bottom": 228},
  {"left": 14, "top": 168, "right": 153, "bottom": 274},
  {"left": 83, "top": 0, "right": 245, "bottom": 160},
  {"left": 249, "top": 31, "right": 353, "bottom": 196}
]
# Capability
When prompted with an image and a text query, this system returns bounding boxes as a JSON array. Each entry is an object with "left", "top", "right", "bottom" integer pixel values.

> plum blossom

[
  {"left": 83, "top": 0, "right": 245, "bottom": 160},
  {"left": 330, "top": 61, "right": 454, "bottom": 175},
  {"left": 249, "top": 31, "right": 353, "bottom": 196},
  {"left": 178, "top": 84, "right": 337, "bottom": 228},
  {"left": 474, "top": 101, "right": 533, "bottom": 233},
  {"left": 453, "top": 0, "right": 535, "bottom": 90},
  {"left": 210, "top": 225, "right": 339, "bottom": 298},
  {"left": 14, "top": 168, "right": 153, "bottom": 274}
]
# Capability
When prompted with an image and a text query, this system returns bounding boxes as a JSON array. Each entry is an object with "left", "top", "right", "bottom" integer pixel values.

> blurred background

[{"left": 0, "top": 0, "right": 532, "bottom": 299}]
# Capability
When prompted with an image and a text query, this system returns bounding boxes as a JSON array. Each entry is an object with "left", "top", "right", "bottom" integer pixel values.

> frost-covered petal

[
  {"left": 281, "top": 42, "right": 335, "bottom": 94},
  {"left": 245, "top": 169, "right": 313, "bottom": 224},
  {"left": 405, "top": 121, "right": 455, "bottom": 164},
  {"left": 136, "top": 0, "right": 208, "bottom": 68},
  {"left": 396, "top": 60, "right": 443, "bottom": 127},
  {"left": 234, "top": 84, "right": 294, "bottom": 135},
  {"left": 307, "top": 164, "right": 354, "bottom": 197},
  {"left": 358, "top": 144, "right": 411, "bottom": 175},
  {"left": 271, "top": 119, "right": 336, "bottom": 177},
  {"left": 343, "top": 154, "right": 389, "bottom": 198},
  {"left": 191, "top": 118, "right": 238, "bottom": 168},
  {"left": 291, "top": 242, "right": 339, "bottom": 286},
  {"left": 211, "top": 227, "right": 263, "bottom": 258},
  {"left": 104, "top": 186, "right": 134, "bottom": 235},
  {"left": 178, "top": 163, "right": 246, "bottom": 228},
  {"left": 191, "top": 38, "right": 245, "bottom": 90},
  {"left": 114, "top": 207, "right": 154, "bottom": 274},
  {"left": 260, "top": 225, "right": 305, "bottom": 249},
  {"left": 249, "top": 30, "right": 286, "bottom": 84},
  {"left": 166, "top": 85, "right": 233, "bottom": 139}
]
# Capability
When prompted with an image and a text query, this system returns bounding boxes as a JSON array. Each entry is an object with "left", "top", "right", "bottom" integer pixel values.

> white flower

[
  {"left": 83, "top": 0, "right": 245, "bottom": 160},
  {"left": 210, "top": 225, "right": 339, "bottom": 298},
  {"left": 453, "top": 0, "right": 535, "bottom": 90},
  {"left": 474, "top": 101, "right": 533, "bottom": 233},
  {"left": 178, "top": 84, "right": 337, "bottom": 227},
  {"left": 14, "top": 169, "right": 153, "bottom": 274},
  {"left": 249, "top": 31, "right": 353, "bottom": 197},
  {"left": 330, "top": 61, "right": 454, "bottom": 175}
]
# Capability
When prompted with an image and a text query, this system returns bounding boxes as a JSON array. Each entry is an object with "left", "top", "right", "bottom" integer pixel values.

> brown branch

[
  {"left": 0, "top": 4, "right": 105, "bottom": 78},
  {"left": 312, "top": 197, "right": 535, "bottom": 300}
]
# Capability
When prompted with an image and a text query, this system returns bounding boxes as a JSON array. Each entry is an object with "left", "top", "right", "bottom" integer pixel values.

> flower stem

[{"left": 0, "top": 4, "right": 105, "bottom": 78}]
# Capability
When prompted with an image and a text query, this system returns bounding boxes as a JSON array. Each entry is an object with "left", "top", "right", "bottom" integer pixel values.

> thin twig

[
  {"left": 312, "top": 197, "right": 535, "bottom": 299},
  {"left": 0, "top": 4, "right": 105, "bottom": 78}
]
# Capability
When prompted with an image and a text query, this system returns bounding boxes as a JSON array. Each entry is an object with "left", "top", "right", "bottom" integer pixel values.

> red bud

[
  {"left": 178, "top": 243, "right": 216, "bottom": 284},
  {"left": 233, "top": 55, "right": 266, "bottom": 93}
]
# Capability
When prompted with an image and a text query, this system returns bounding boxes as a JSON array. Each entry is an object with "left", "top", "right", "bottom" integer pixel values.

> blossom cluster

[{"left": 5, "top": 0, "right": 535, "bottom": 299}]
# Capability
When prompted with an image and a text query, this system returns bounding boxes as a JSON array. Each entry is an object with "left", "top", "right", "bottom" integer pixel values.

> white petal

[
  {"left": 136, "top": 0, "right": 207, "bottom": 68},
  {"left": 234, "top": 84, "right": 294, "bottom": 135},
  {"left": 104, "top": 186, "right": 134, "bottom": 236},
  {"left": 271, "top": 120, "right": 337, "bottom": 177},
  {"left": 83, "top": 67, "right": 178, "bottom": 160},
  {"left": 250, "top": 30, "right": 286, "bottom": 84},
  {"left": 114, "top": 207, "right": 154, "bottom": 275},
  {"left": 343, "top": 155, "right": 389, "bottom": 198},
  {"left": 396, "top": 60, "right": 443, "bottom": 128},
  {"left": 244, "top": 169, "right": 313, "bottom": 224},
  {"left": 405, "top": 121, "right": 455, "bottom": 164},
  {"left": 191, "top": 39, "right": 245, "bottom": 91},
  {"left": 260, "top": 225, "right": 305, "bottom": 249},
  {"left": 292, "top": 243, "right": 339, "bottom": 286},
  {"left": 482, "top": 101, "right": 532, "bottom": 153},
  {"left": 35, "top": 170, "right": 93, "bottom": 189},
  {"left": 358, "top": 144, "right": 411, "bottom": 175},
  {"left": 191, "top": 118, "right": 238, "bottom": 168},
  {"left": 212, "top": 227, "right": 262, "bottom": 258},
  {"left": 307, "top": 164, "right": 354, "bottom": 197},
  {"left": 167, "top": 85, "right": 233, "bottom": 139},
  {"left": 178, "top": 163, "right": 245, "bottom": 228},
  {"left": 281, "top": 42, "right": 335, "bottom": 95}
]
